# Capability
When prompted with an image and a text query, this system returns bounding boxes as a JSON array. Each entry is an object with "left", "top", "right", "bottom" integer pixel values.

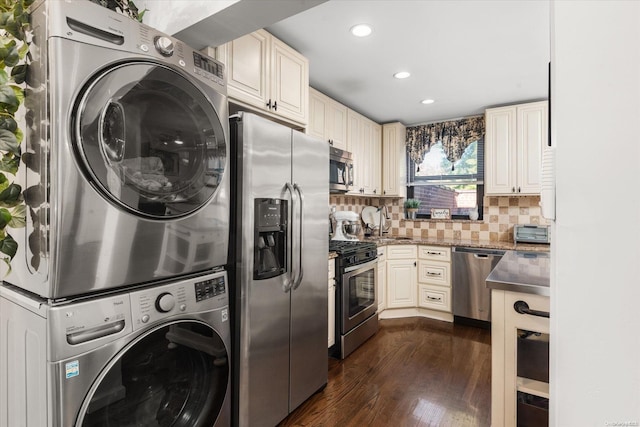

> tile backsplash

[{"left": 330, "top": 195, "right": 547, "bottom": 242}]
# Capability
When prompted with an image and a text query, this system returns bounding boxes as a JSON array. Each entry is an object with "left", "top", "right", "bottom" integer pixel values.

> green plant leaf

[
  {"left": 0, "top": 207, "right": 11, "bottom": 228},
  {"left": 0, "top": 153, "right": 19, "bottom": 174},
  {"left": 0, "top": 128, "right": 19, "bottom": 154},
  {"left": 0, "top": 182, "right": 22, "bottom": 207},
  {"left": 0, "top": 85, "right": 19, "bottom": 112},
  {"left": 0, "top": 233, "right": 17, "bottom": 259},
  {"left": 8, "top": 203, "right": 25, "bottom": 228},
  {"left": 10, "top": 63, "right": 26, "bottom": 84},
  {"left": 0, "top": 116, "right": 17, "bottom": 132},
  {"left": 0, "top": 69, "right": 8, "bottom": 85}
]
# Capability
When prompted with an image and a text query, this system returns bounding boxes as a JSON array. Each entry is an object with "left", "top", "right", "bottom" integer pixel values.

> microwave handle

[{"left": 348, "top": 163, "right": 354, "bottom": 186}]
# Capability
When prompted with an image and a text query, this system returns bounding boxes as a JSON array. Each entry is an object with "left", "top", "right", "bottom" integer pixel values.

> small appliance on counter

[
  {"left": 331, "top": 211, "right": 361, "bottom": 241},
  {"left": 514, "top": 224, "right": 551, "bottom": 244}
]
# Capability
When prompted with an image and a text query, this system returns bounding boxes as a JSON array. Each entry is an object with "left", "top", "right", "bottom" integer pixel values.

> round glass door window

[
  {"left": 77, "top": 321, "right": 229, "bottom": 426},
  {"left": 74, "top": 62, "right": 227, "bottom": 218}
]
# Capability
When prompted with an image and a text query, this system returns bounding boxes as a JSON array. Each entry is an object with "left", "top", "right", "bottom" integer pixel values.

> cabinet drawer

[
  {"left": 418, "top": 260, "right": 451, "bottom": 287},
  {"left": 418, "top": 284, "right": 451, "bottom": 312},
  {"left": 418, "top": 245, "right": 451, "bottom": 262},
  {"left": 386, "top": 245, "right": 417, "bottom": 260},
  {"left": 328, "top": 259, "right": 335, "bottom": 280}
]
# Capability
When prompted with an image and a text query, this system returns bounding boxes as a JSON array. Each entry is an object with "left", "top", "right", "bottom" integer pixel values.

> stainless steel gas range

[{"left": 329, "top": 241, "right": 379, "bottom": 359}]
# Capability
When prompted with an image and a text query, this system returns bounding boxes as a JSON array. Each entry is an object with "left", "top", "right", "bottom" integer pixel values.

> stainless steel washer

[
  {"left": 0, "top": 271, "right": 230, "bottom": 427},
  {"left": 9, "top": 0, "right": 230, "bottom": 299}
]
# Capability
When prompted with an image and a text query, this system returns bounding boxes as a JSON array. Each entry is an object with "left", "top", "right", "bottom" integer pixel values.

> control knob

[
  {"left": 154, "top": 36, "right": 174, "bottom": 57},
  {"left": 155, "top": 292, "right": 176, "bottom": 313}
]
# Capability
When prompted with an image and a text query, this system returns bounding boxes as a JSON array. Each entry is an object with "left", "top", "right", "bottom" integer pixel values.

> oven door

[{"left": 341, "top": 259, "right": 377, "bottom": 334}]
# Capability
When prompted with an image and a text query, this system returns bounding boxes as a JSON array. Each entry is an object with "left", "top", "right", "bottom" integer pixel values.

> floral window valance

[{"left": 406, "top": 115, "right": 485, "bottom": 166}]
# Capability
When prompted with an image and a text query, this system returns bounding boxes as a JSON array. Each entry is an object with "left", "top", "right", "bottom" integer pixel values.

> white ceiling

[{"left": 266, "top": 0, "right": 550, "bottom": 126}]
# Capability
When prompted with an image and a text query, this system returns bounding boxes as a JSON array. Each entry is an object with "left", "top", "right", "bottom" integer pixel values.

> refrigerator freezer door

[
  {"left": 289, "top": 130, "right": 329, "bottom": 411},
  {"left": 236, "top": 114, "right": 293, "bottom": 427}
]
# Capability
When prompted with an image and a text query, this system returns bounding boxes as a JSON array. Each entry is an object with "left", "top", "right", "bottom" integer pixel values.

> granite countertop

[
  {"left": 329, "top": 251, "right": 338, "bottom": 260},
  {"left": 486, "top": 250, "right": 550, "bottom": 296},
  {"left": 362, "top": 235, "right": 550, "bottom": 252}
]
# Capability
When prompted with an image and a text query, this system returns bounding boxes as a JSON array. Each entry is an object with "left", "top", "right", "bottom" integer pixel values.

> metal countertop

[{"left": 486, "top": 250, "right": 550, "bottom": 296}]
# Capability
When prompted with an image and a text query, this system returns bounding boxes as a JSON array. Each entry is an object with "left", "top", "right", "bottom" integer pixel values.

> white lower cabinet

[
  {"left": 418, "top": 284, "right": 451, "bottom": 312},
  {"left": 377, "top": 247, "right": 386, "bottom": 312},
  {"left": 380, "top": 244, "right": 453, "bottom": 321}
]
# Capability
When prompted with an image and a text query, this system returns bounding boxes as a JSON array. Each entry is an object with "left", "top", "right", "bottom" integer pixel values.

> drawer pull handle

[
  {"left": 427, "top": 296, "right": 442, "bottom": 302},
  {"left": 426, "top": 272, "right": 441, "bottom": 276},
  {"left": 514, "top": 300, "right": 550, "bottom": 318},
  {"left": 426, "top": 251, "right": 441, "bottom": 256}
]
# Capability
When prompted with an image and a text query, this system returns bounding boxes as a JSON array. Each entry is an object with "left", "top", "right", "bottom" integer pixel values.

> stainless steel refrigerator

[{"left": 230, "top": 113, "right": 329, "bottom": 427}]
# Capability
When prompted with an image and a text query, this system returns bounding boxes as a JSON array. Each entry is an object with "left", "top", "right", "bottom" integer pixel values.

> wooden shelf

[{"left": 517, "top": 376, "right": 549, "bottom": 399}]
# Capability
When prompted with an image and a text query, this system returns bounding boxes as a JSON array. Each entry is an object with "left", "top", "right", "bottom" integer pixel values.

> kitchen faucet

[{"left": 377, "top": 204, "right": 389, "bottom": 237}]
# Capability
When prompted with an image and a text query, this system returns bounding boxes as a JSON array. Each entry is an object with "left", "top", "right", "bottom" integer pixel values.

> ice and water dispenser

[{"left": 253, "top": 198, "right": 287, "bottom": 280}]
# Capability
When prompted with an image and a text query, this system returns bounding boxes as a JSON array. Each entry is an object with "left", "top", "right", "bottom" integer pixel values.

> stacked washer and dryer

[{"left": 0, "top": 1, "right": 231, "bottom": 426}]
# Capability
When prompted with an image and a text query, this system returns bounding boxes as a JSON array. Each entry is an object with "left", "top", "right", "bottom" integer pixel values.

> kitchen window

[{"left": 407, "top": 138, "right": 484, "bottom": 219}]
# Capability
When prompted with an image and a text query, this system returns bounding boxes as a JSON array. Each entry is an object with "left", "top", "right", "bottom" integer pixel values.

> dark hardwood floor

[{"left": 279, "top": 317, "right": 491, "bottom": 427}]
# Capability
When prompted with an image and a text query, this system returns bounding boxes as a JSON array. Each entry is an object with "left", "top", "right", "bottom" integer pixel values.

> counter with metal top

[{"left": 486, "top": 250, "right": 550, "bottom": 296}]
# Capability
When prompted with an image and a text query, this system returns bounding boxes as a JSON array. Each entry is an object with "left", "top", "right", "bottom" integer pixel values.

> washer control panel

[{"left": 129, "top": 271, "right": 228, "bottom": 331}]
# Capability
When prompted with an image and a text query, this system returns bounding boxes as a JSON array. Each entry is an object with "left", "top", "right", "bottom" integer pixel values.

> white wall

[{"left": 551, "top": 1, "right": 640, "bottom": 425}]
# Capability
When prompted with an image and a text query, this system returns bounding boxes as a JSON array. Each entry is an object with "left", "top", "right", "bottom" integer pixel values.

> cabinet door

[
  {"left": 327, "top": 100, "right": 348, "bottom": 150},
  {"left": 271, "top": 36, "right": 309, "bottom": 124},
  {"left": 485, "top": 106, "right": 517, "bottom": 195},
  {"left": 226, "top": 30, "right": 269, "bottom": 109},
  {"left": 386, "top": 259, "right": 417, "bottom": 309},
  {"left": 308, "top": 88, "right": 328, "bottom": 140},
  {"left": 377, "top": 260, "right": 386, "bottom": 312},
  {"left": 369, "top": 123, "right": 382, "bottom": 195},
  {"left": 382, "top": 122, "right": 406, "bottom": 197},
  {"left": 347, "top": 110, "right": 364, "bottom": 194},
  {"left": 517, "top": 102, "right": 548, "bottom": 194}
]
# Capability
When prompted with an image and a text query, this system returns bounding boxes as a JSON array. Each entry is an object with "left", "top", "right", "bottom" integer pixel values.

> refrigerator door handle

[
  {"left": 292, "top": 183, "right": 304, "bottom": 290},
  {"left": 283, "top": 182, "right": 296, "bottom": 292}
]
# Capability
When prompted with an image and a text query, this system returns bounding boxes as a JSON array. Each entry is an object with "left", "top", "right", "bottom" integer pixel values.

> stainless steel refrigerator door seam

[{"left": 292, "top": 183, "right": 304, "bottom": 290}]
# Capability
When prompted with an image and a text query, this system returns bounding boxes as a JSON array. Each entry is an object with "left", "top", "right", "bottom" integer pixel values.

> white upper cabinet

[
  {"left": 220, "top": 29, "right": 309, "bottom": 126},
  {"left": 308, "top": 88, "right": 348, "bottom": 149},
  {"left": 485, "top": 101, "right": 548, "bottom": 195},
  {"left": 382, "top": 122, "right": 407, "bottom": 197},
  {"left": 347, "top": 110, "right": 382, "bottom": 195}
]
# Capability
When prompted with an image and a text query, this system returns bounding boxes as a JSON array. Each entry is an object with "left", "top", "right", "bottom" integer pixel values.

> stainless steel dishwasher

[{"left": 452, "top": 247, "right": 505, "bottom": 325}]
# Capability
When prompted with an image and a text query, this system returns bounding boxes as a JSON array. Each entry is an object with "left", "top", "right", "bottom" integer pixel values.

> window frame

[{"left": 406, "top": 138, "right": 484, "bottom": 220}]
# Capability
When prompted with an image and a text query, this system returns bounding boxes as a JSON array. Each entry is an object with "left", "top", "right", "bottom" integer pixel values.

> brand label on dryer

[{"left": 65, "top": 360, "right": 79, "bottom": 379}]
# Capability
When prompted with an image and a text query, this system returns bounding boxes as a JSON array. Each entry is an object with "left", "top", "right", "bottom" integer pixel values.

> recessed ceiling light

[
  {"left": 350, "top": 24, "right": 372, "bottom": 37},
  {"left": 421, "top": 99, "right": 435, "bottom": 105},
  {"left": 393, "top": 71, "right": 411, "bottom": 79}
]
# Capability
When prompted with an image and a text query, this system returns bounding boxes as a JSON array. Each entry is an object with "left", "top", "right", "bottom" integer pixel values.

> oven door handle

[
  {"left": 292, "top": 183, "right": 304, "bottom": 290},
  {"left": 344, "top": 258, "right": 378, "bottom": 274},
  {"left": 283, "top": 182, "right": 296, "bottom": 293}
]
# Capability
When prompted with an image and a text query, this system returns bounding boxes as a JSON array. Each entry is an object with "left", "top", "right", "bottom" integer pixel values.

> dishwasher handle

[
  {"left": 514, "top": 300, "right": 550, "bottom": 318},
  {"left": 453, "top": 247, "right": 506, "bottom": 257}
]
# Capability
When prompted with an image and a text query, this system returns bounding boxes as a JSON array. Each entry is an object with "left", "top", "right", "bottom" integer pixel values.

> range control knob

[
  {"left": 155, "top": 292, "right": 176, "bottom": 313},
  {"left": 154, "top": 36, "right": 174, "bottom": 56}
]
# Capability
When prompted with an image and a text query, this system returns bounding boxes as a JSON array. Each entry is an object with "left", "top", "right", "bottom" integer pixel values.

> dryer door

[
  {"left": 73, "top": 62, "right": 227, "bottom": 219},
  {"left": 75, "top": 320, "right": 229, "bottom": 427}
]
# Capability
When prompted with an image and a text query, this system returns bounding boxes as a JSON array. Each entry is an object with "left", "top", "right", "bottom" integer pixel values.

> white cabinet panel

[
  {"left": 485, "top": 101, "right": 548, "bottom": 195},
  {"left": 387, "top": 245, "right": 418, "bottom": 260},
  {"left": 418, "top": 260, "right": 451, "bottom": 287},
  {"left": 418, "top": 245, "right": 451, "bottom": 262},
  {"left": 418, "top": 284, "right": 451, "bottom": 312},
  {"left": 382, "top": 122, "right": 406, "bottom": 197},
  {"left": 386, "top": 259, "right": 417, "bottom": 309}
]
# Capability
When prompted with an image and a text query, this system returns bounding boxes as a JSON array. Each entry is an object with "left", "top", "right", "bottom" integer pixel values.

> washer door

[
  {"left": 76, "top": 320, "right": 229, "bottom": 427},
  {"left": 74, "top": 61, "right": 227, "bottom": 219}
]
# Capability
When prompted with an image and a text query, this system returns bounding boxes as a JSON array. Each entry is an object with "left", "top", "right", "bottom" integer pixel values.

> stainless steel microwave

[{"left": 329, "top": 147, "right": 353, "bottom": 193}]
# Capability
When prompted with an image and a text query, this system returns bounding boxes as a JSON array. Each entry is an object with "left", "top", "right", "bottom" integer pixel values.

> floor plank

[{"left": 279, "top": 317, "right": 491, "bottom": 427}]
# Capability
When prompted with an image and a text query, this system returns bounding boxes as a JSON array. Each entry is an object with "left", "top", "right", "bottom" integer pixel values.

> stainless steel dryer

[
  {"left": 0, "top": 271, "right": 231, "bottom": 427},
  {"left": 9, "top": 0, "right": 230, "bottom": 299}
]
